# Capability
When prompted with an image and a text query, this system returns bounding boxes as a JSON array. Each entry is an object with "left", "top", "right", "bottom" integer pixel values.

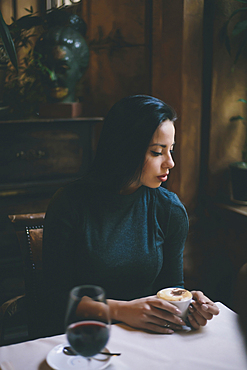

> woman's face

[{"left": 126, "top": 119, "right": 175, "bottom": 193}]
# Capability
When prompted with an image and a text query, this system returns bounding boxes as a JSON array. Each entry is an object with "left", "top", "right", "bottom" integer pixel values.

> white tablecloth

[{"left": 0, "top": 303, "right": 246, "bottom": 370}]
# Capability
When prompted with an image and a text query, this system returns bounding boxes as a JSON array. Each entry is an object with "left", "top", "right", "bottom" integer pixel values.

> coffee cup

[{"left": 157, "top": 287, "right": 192, "bottom": 322}]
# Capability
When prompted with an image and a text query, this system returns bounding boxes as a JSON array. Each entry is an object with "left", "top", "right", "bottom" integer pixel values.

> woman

[{"left": 42, "top": 95, "right": 219, "bottom": 336}]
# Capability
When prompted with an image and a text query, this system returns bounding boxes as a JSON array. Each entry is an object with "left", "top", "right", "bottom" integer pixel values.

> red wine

[{"left": 66, "top": 321, "right": 109, "bottom": 358}]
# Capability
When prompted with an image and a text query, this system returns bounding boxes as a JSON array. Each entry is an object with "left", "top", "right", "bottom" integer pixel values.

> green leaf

[
  {"left": 232, "top": 19, "right": 247, "bottom": 36},
  {"left": 0, "top": 11, "right": 18, "bottom": 72},
  {"left": 228, "top": 7, "right": 247, "bottom": 22},
  {"left": 10, "top": 15, "right": 43, "bottom": 31},
  {"left": 222, "top": 7, "right": 247, "bottom": 55},
  {"left": 24, "top": 7, "right": 34, "bottom": 14},
  {"left": 230, "top": 115, "right": 244, "bottom": 121},
  {"left": 238, "top": 98, "right": 247, "bottom": 103},
  {"left": 234, "top": 36, "right": 247, "bottom": 63}
]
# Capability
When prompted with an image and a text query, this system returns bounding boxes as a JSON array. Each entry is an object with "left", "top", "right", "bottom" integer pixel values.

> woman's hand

[
  {"left": 108, "top": 296, "right": 185, "bottom": 334},
  {"left": 187, "top": 291, "right": 220, "bottom": 329}
]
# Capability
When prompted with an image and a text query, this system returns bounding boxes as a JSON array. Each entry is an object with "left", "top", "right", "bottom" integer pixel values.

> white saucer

[{"left": 46, "top": 343, "right": 112, "bottom": 370}]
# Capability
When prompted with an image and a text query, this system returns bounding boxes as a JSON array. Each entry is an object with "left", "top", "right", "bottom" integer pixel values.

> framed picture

[{"left": 46, "top": 0, "right": 81, "bottom": 10}]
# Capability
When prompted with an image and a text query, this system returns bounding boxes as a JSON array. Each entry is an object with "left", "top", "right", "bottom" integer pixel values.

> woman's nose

[{"left": 162, "top": 153, "right": 175, "bottom": 169}]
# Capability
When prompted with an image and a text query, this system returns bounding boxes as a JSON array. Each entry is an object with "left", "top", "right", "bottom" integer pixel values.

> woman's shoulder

[
  {"left": 153, "top": 186, "right": 184, "bottom": 206},
  {"left": 151, "top": 187, "right": 189, "bottom": 234},
  {"left": 152, "top": 186, "right": 188, "bottom": 219}
]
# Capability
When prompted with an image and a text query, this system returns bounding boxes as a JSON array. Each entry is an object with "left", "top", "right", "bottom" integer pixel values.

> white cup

[{"left": 157, "top": 287, "right": 192, "bottom": 322}]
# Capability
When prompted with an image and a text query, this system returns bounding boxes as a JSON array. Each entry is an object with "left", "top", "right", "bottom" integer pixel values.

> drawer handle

[{"left": 16, "top": 150, "right": 46, "bottom": 160}]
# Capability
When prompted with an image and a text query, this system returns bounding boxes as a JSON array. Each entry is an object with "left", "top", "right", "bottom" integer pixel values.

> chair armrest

[{"left": 0, "top": 295, "right": 25, "bottom": 343}]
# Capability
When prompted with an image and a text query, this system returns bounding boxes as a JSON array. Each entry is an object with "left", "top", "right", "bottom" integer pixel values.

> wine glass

[{"left": 65, "top": 285, "right": 111, "bottom": 368}]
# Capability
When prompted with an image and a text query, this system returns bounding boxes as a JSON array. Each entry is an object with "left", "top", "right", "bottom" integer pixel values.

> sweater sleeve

[
  {"left": 42, "top": 186, "right": 79, "bottom": 335},
  {"left": 153, "top": 191, "right": 189, "bottom": 293}
]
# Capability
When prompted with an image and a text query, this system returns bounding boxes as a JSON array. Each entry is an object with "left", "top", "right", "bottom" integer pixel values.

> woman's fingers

[
  {"left": 148, "top": 297, "right": 186, "bottom": 326},
  {"left": 150, "top": 296, "right": 182, "bottom": 315},
  {"left": 192, "top": 291, "right": 219, "bottom": 308},
  {"left": 190, "top": 302, "right": 213, "bottom": 320},
  {"left": 186, "top": 291, "right": 220, "bottom": 330},
  {"left": 152, "top": 307, "right": 185, "bottom": 326},
  {"left": 142, "top": 316, "right": 183, "bottom": 333},
  {"left": 191, "top": 291, "right": 220, "bottom": 318},
  {"left": 188, "top": 305, "right": 207, "bottom": 327},
  {"left": 201, "top": 302, "right": 220, "bottom": 316},
  {"left": 146, "top": 312, "right": 185, "bottom": 331},
  {"left": 132, "top": 297, "right": 185, "bottom": 330},
  {"left": 187, "top": 312, "right": 202, "bottom": 329},
  {"left": 144, "top": 321, "right": 175, "bottom": 334}
]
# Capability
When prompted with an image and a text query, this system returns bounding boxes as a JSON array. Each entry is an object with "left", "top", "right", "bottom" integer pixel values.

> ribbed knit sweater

[{"left": 42, "top": 179, "right": 189, "bottom": 334}]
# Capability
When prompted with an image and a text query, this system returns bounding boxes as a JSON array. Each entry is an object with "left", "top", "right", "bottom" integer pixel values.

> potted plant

[
  {"left": 0, "top": 6, "right": 48, "bottom": 118},
  {"left": 0, "top": 10, "right": 18, "bottom": 117},
  {"left": 0, "top": 2, "right": 85, "bottom": 119},
  {"left": 0, "top": 11, "right": 18, "bottom": 70},
  {"left": 223, "top": 0, "right": 247, "bottom": 204}
]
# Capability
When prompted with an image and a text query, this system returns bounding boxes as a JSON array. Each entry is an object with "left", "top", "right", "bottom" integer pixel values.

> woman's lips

[{"left": 157, "top": 174, "right": 168, "bottom": 182}]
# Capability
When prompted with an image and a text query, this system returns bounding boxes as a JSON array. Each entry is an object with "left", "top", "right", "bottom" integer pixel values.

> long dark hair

[{"left": 88, "top": 95, "right": 177, "bottom": 191}]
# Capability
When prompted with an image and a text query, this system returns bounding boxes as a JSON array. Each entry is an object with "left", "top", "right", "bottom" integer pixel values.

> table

[{"left": 0, "top": 303, "right": 246, "bottom": 370}]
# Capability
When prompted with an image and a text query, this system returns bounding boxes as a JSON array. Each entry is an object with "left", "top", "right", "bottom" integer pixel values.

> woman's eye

[{"left": 151, "top": 151, "right": 162, "bottom": 156}]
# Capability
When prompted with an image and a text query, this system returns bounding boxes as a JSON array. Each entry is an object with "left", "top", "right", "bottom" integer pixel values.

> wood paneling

[
  {"left": 152, "top": 0, "right": 204, "bottom": 211},
  {"left": 80, "top": 0, "right": 152, "bottom": 117}
]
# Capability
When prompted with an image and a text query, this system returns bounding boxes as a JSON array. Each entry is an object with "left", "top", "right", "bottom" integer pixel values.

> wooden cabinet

[{"left": 0, "top": 117, "right": 103, "bottom": 201}]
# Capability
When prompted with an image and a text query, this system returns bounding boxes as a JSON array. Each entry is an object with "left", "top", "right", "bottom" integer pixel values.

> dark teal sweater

[{"left": 42, "top": 179, "right": 189, "bottom": 334}]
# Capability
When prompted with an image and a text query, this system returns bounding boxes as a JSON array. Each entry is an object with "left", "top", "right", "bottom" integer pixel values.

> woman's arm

[
  {"left": 153, "top": 192, "right": 219, "bottom": 330},
  {"left": 154, "top": 195, "right": 189, "bottom": 292}
]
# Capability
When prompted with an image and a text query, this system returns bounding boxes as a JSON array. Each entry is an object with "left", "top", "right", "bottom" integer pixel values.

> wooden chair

[{"left": 0, "top": 213, "right": 45, "bottom": 343}]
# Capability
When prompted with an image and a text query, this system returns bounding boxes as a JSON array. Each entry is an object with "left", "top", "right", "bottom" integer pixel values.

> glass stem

[{"left": 87, "top": 357, "right": 92, "bottom": 368}]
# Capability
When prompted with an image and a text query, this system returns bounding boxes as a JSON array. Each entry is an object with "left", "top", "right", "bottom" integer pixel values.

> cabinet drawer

[{"left": 0, "top": 118, "right": 103, "bottom": 191}]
